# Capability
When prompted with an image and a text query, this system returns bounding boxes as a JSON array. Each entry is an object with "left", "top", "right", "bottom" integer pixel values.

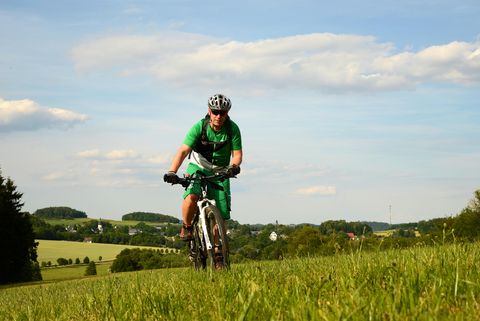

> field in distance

[
  {"left": 36, "top": 239, "right": 172, "bottom": 263},
  {"left": 37, "top": 240, "right": 177, "bottom": 281}
]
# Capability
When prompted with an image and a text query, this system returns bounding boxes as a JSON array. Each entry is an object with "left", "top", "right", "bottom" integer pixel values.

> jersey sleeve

[
  {"left": 182, "top": 120, "right": 203, "bottom": 148},
  {"left": 231, "top": 121, "right": 242, "bottom": 151}
]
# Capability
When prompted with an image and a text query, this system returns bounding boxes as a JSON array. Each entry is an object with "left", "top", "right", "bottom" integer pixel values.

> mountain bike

[{"left": 168, "top": 170, "right": 231, "bottom": 270}]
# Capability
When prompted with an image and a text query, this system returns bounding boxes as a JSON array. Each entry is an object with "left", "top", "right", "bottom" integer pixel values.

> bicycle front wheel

[
  {"left": 190, "top": 223, "right": 207, "bottom": 270},
  {"left": 205, "top": 205, "right": 230, "bottom": 270}
]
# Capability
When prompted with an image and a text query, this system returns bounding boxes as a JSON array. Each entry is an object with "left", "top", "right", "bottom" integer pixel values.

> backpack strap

[
  {"left": 201, "top": 114, "right": 232, "bottom": 147},
  {"left": 191, "top": 115, "right": 233, "bottom": 162}
]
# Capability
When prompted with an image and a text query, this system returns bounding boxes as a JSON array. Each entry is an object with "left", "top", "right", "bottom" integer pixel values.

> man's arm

[
  {"left": 231, "top": 149, "right": 243, "bottom": 167},
  {"left": 168, "top": 144, "right": 192, "bottom": 173}
]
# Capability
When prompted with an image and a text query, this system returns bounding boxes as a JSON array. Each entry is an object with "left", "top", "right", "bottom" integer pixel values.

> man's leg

[
  {"left": 180, "top": 193, "right": 199, "bottom": 241},
  {"left": 182, "top": 193, "right": 199, "bottom": 225}
]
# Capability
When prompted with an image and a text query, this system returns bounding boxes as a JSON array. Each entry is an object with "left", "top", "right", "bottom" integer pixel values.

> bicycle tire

[
  {"left": 205, "top": 205, "right": 230, "bottom": 270},
  {"left": 190, "top": 223, "right": 207, "bottom": 270}
]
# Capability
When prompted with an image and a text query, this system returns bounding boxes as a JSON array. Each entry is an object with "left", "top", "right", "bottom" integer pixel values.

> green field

[
  {"left": 36, "top": 240, "right": 172, "bottom": 263},
  {"left": 1, "top": 242, "right": 479, "bottom": 320},
  {"left": 374, "top": 230, "right": 393, "bottom": 237},
  {"left": 41, "top": 263, "right": 112, "bottom": 281}
]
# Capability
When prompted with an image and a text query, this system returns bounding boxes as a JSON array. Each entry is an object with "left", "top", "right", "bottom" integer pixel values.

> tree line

[
  {"left": 34, "top": 207, "right": 87, "bottom": 219},
  {"left": 32, "top": 206, "right": 180, "bottom": 224},
  {"left": 226, "top": 190, "right": 480, "bottom": 262},
  {"left": 122, "top": 212, "right": 180, "bottom": 223}
]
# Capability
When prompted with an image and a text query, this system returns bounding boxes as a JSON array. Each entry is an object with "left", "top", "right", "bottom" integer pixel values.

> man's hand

[
  {"left": 226, "top": 164, "right": 241, "bottom": 177},
  {"left": 163, "top": 171, "right": 180, "bottom": 184}
]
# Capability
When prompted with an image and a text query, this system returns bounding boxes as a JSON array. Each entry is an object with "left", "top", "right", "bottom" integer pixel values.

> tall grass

[{"left": 1, "top": 242, "right": 479, "bottom": 320}]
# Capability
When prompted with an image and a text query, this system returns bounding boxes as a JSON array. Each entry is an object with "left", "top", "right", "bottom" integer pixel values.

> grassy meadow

[{"left": 1, "top": 241, "right": 480, "bottom": 320}]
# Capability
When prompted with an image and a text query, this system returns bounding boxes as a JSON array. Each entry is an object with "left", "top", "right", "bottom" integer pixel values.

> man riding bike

[{"left": 164, "top": 94, "right": 242, "bottom": 267}]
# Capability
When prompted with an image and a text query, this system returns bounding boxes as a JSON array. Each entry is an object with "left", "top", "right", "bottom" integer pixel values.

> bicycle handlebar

[{"left": 169, "top": 171, "right": 233, "bottom": 189}]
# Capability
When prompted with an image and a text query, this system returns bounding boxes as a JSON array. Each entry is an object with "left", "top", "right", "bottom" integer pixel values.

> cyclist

[{"left": 164, "top": 94, "right": 242, "bottom": 265}]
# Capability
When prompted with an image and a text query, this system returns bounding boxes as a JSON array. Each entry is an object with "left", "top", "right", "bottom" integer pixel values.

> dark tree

[
  {"left": 453, "top": 190, "right": 480, "bottom": 240},
  {"left": 85, "top": 261, "right": 97, "bottom": 276},
  {"left": 34, "top": 206, "right": 87, "bottom": 219},
  {"left": 122, "top": 212, "right": 180, "bottom": 223},
  {"left": 0, "top": 169, "right": 41, "bottom": 284}
]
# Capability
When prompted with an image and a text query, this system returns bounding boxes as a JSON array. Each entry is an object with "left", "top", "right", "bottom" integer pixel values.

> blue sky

[{"left": 1, "top": 0, "right": 479, "bottom": 224}]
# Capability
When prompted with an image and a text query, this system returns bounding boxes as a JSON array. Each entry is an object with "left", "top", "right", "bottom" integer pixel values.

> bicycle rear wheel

[{"left": 205, "top": 205, "right": 230, "bottom": 270}]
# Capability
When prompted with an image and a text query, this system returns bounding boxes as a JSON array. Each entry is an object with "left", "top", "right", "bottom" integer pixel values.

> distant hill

[
  {"left": 391, "top": 222, "right": 418, "bottom": 230},
  {"left": 361, "top": 221, "right": 421, "bottom": 231},
  {"left": 122, "top": 212, "right": 180, "bottom": 223},
  {"left": 361, "top": 221, "right": 391, "bottom": 231},
  {"left": 34, "top": 206, "right": 87, "bottom": 219}
]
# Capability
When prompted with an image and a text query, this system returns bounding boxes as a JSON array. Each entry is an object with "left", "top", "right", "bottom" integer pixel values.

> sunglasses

[{"left": 211, "top": 110, "right": 228, "bottom": 116}]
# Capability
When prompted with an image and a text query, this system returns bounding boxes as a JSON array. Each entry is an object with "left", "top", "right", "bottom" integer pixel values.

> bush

[
  {"left": 110, "top": 248, "right": 187, "bottom": 273},
  {"left": 85, "top": 261, "right": 97, "bottom": 276}
]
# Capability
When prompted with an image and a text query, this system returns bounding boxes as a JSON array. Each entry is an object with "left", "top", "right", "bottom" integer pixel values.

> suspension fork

[{"left": 197, "top": 199, "right": 216, "bottom": 251}]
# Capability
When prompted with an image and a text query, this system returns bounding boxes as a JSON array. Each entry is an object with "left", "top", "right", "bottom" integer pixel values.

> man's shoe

[
  {"left": 214, "top": 253, "right": 224, "bottom": 270},
  {"left": 180, "top": 224, "right": 193, "bottom": 241}
]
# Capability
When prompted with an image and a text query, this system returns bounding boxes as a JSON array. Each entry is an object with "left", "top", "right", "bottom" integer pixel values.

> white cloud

[
  {"left": 42, "top": 152, "right": 163, "bottom": 188},
  {"left": 0, "top": 97, "right": 88, "bottom": 132},
  {"left": 42, "top": 169, "right": 79, "bottom": 183},
  {"left": 64, "top": 148, "right": 166, "bottom": 188},
  {"left": 77, "top": 149, "right": 101, "bottom": 158},
  {"left": 295, "top": 185, "right": 337, "bottom": 196},
  {"left": 71, "top": 32, "right": 480, "bottom": 93},
  {"left": 77, "top": 149, "right": 169, "bottom": 163},
  {"left": 105, "top": 149, "right": 139, "bottom": 160},
  {"left": 77, "top": 149, "right": 140, "bottom": 160},
  {"left": 146, "top": 154, "right": 170, "bottom": 164}
]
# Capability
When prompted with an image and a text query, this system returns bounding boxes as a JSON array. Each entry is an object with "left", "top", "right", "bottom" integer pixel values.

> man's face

[{"left": 208, "top": 108, "right": 228, "bottom": 128}]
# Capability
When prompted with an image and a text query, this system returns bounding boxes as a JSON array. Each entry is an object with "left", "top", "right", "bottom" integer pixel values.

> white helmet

[{"left": 208, "top": 94, "right": 231, "bottom": 111}]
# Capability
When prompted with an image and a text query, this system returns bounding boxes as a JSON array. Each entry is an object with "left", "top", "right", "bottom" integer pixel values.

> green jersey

[{"left": 183, "top": 117, "right": 242, "bottom": 168}]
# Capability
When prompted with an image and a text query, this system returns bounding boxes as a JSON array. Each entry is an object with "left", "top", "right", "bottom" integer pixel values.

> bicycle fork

[{"left": 197, "top": 199, "right": 216, "bottom": 251}]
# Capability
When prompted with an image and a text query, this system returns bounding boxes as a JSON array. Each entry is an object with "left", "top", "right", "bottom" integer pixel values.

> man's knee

[{"left": 184, "top": 193, "right": 199, "bottom": 205}]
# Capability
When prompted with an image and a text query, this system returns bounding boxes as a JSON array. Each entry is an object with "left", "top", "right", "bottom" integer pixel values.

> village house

[{"left": 346, "top": 232, "right": 356, "bottom": 240}]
